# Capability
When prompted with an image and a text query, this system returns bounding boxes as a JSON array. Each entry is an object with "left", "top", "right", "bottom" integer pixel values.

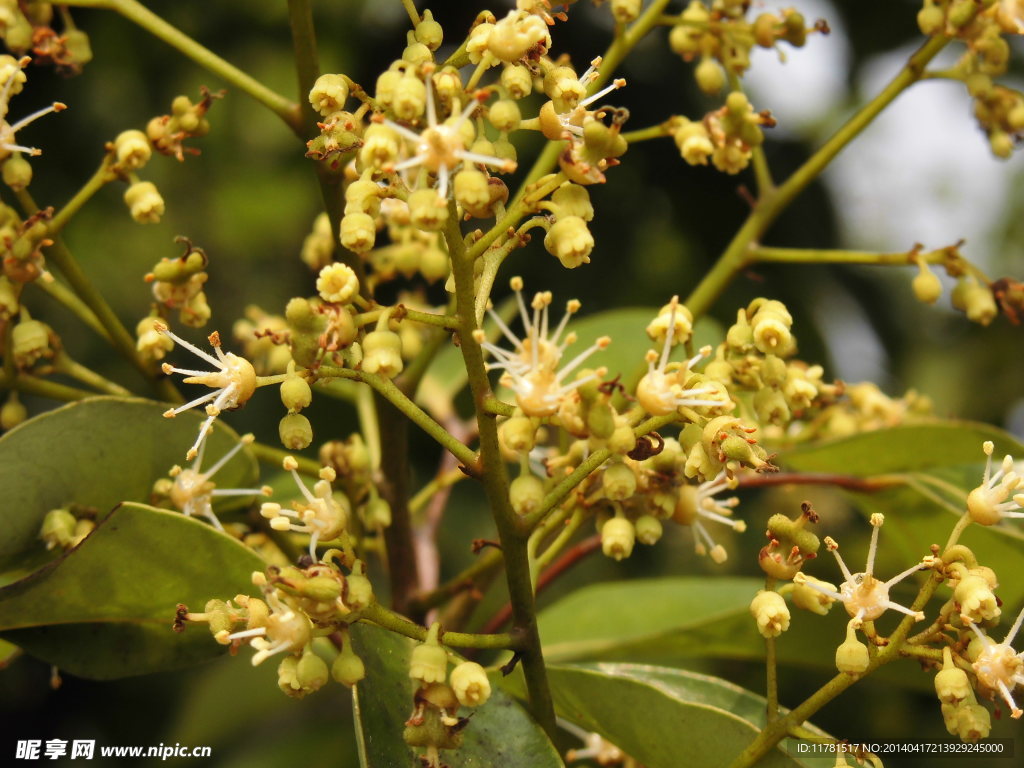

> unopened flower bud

[
  {"left": 935, "top": 647, "right": 972, "bottom": 705},
  {"left": 912, "top": 259, "right": 942, "bottom": 304},
  {"left": 601, "top": 516, "right": 636, "bottom": 561},
  {"left": 634, "top": 515, "right": 663, "bottom": 545},
  {"left": 362, "top": 330, "right": 403, "bottom": 377},
  {"left": 410, "top": 625, "right": 448, "bottom": 684},
  {"left": 2, "top": 154, "right": 31, "bottom": 190},
  {"left": 332, "top": 640, "right": 366, "bottom": 686},
  {"left": 449, "top": 661, "right": 491, "bottom": 707},
  {"left": 297, "top": 647, "right": 329, "bottom": 692},
  {"left": 41, "top": 508, "right": 77, "bottom": 550},
  {"left": 499, "top": 415, "right": 537, "bottom": 455},
  {"left": 500, "top": 64, "right": 532, "bottom": 99},
  {"left": 544, "top": 215, "right": 594, "bottom": 269},
  {"left": 603, "top": 462, "right": 637, "bottom": 501},
  {"left": 510, "top": 473, "right": 545, "bottom": 516},
  {"left": 750, "top": 590, "right": 790, "bottom": 638},
  {"left": 1, "top": 393, "right": 27, "bottom": 430},
  {"left": 489, "top": 98, "right": 521, "bottom": 132},
  {"left": 611, "top": 0, "right": 642, "bottom": 23},
  {"left": 309, "top": 73, "right": 350, "bottom": 117},
  {"left": 695, "top": 58, "right": 726, "bottom": 95},
  {"left": 280, "top": 376, "right": 312, "bottom": 412},
  {"left": 340, "top": 212, "right": 376, "bottom": 254},
  {"left": 114, "top": 129, "right": 152, "bottom": 170},
  {"left": 835, "top": 621, "right": 869, "bottom": 675},
  {"left": 408, "top": 188, "right": 448, "bottom": 232},
  {"left": 279, "top": 412, "right": 313, "bottom": 450},
  {"left": 124, "top": 181, "right": 165, "bottom": 224}
]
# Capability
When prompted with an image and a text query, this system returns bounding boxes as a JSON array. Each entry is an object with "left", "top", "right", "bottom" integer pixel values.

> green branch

[
  {"left": 359, "top": 603, "right": 516, "bottom": 651},
  {"left": 0, "top": 372, "right": 93, "bottom": 401},
  {"left": 315, "top": 365, "right": 477, "bottom": 469},
  {"left": 62, "top": 0, "right": 301, "bottom": 132},
  {"left": 685, "top": 34, "right": 952, "bottom": 320},
  {"left": 49, "top": 154, "right": 116, "bottom": 237},
  {"left": 445, "top": 199, "right": 556, "bottom": 737},
  {"left": 16, "top": 190, "right": 180, "bottom": 403}
]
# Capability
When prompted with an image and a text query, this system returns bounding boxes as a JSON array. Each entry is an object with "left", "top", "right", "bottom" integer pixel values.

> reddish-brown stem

[{"left": 480, "top": 534, "right": 602, "bottom": 634}]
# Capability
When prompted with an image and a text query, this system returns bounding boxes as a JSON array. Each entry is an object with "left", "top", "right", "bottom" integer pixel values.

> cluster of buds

[
  {"left": 175, "top": 557, "right": 372, "bottom": 699},
  {"left": 231, "top": 305, "right": 292, "bottom": 375},
  {"left": 1, "top": 205, "right": 54, "bottom": 285},
  {"left": 917, "top": 0, "right": 1024, "bottom": 157},
  {"left": 667, "top": 0, "right": 827, "bottom": 95},
  {"left": 0, "top": 3, "right": 92, "bottom": 74},
  {"left": 672, "top": 92, "right": 776, "bottom": 175},
  {"left": 404, "top": 623, "right": 491, "bottom": 766},
  {"left": 143, "top": 238, "right": 211, "bottom": 329},
  {"left": 147, "top": 87, "right": 222, "bottom": 162}
]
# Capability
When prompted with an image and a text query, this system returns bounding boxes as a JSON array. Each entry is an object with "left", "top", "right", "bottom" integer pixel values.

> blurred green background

[{"left": 3, "top": 0, "right": 1023, "bottom": 765}]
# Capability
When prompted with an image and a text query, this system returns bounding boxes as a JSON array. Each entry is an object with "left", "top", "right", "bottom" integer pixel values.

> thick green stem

[
  {"left": 315, "top": 366, "right": 476, "bottom": 468},
  {"left": 34, "top": 278, "right": 110, "bottom": 341},
  {"left": 54, "top": 352, "right": 131, "bottom": 396},
  {"left": 49, "top": 155, "right": 116, "bottom": 237},
  {"left": 62, "top": 0, "right": 301, "bottom": 132},
  {"left": 685, "top": 34, "right": 951, "bottom": 320},
  {"left": 444, "top": 201, "right": 556, "bottom": 737},
  {"left": 287, "top": 0, "right": 368, "bottom": 289},
  {"left": 16, "top": 190, "right": 180, "bottom": 402},
  {"left": 0, "top": 372, "right": 92, "bottom": 401},
  {"left": 359, "top": 602, "right": 516, "bottom": 650}
]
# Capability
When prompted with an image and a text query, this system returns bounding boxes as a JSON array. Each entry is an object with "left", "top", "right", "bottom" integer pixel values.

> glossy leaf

[
  {"left": 0, "top": 396, "right": 258, "bottom": 572},
  {"left": 546, "top": 663, "right": 833, "bottom": 768},
  {"left": 349, "top": 622, "right": 563, "bottom": 768},
  {"left": 0, "top": 502, "right": 264, "bottom": 679},
  {"left": 536, "top": 578, "right": 931, "bottom": 691},
  {"left": 781, "top": 422, "right": 1024, "bottom": 609}
]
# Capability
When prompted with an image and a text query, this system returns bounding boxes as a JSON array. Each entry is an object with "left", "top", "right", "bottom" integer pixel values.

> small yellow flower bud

[
  {"left": 489, "top": 11, "right": 549, "bottom": 63},
  {"left": 454, "top": 169, "right": 491, "bottom": 218},
  {"left": 345, "top": 570, "right": 374, "bottom": 611},
  {"left": 935, "top": 647, "right": 972, "bottom": 705},
  {"left": 340, "top": 212, "right": 376, "bottom": 254},
  {"left": 603, "top": 462, "right": 637, "bottom": 501},
  {"left": 279, "top": 412, "right": 313, "bottom": 451},
  {"left": 1, "top": 392, "right": 27, "bottom": 430},
  {"left": 544, "top": 215, "right": 594, "bottom": 268},
  {"left": 362, "top": 329, "right": 404, "bottom": 378},
  {"left": 510, "top": 472, "right": 545, "bottom": 516},
  {"left": 449, "top": 661, "right": 492, "bottom": 707},
  {"left": 499, "top": 415, "right": 537, "bottom": 456},
  {"left": 634, "top": 515, "right": 663, "bottom": 546},
  {"left": 835, "top": 620, "right": 870, "bottom": 675},
  {"left": 500, "top": 63, "right": 532, "bottom": 99},
  {"left": 280, "top": 376, "right": 312, "bottom": 412},
  {"left": 912, "top": 259, "right": 942, "bottom": 304},
  {"left": 489, "top": 98, "right": 521, "bottom": 132},
  {"left": 415, "top": 10, "right": 443, "bottom": 50},
  {"left": 309, "top": 73, "right": 349, "bottom": 117},
  {"left": 408, "top": 188, "right": 448, "bottom": 232},
  {"left": 750, "top": 590, "right": 790, "bottom": 638},
  {"left": 41, "top": 508, "right": 77, "bottom": 550},
  {"left": 917, "top": 3, "right": 946, "bottom": 35},
  {"left": 359, "top": 123, "right": 400, "bottom": 169},
  {"left": 695, "top": 58, "right": 726, "bottom": 95},
  {"left": 410, "top": 629, "right": 448, "bottom": 684},
  {"left": 792, "top": 575, "right": 836, "bottom": 615},
  {"left": 611, "top": 0, "right": 642, "bottom": 23},
  {"left": 956, "top": 701, "right": 991, "bottom": 742},
  {"left": 551, "top": 183, "right": 594, "bottom": 222},
  {"left": 601, "top": 516, "right": 636, "bottom": 561},
  {"left": 113, "top": 129, "right": 152, "bottom": 171},
  {"left": 332, "top": 641, "right": 366, "bottom": 687},
  {"left": 124, "top": 181, "right": 165, "bottom": 224},
  {"left": 297, "top": 647, "right": 330, "bottom": 692}
]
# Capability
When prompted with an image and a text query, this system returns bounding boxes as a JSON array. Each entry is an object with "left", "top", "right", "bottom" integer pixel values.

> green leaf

[
  {"left": 781, "top": 422, "right": 1024, "bottom": 610},
  {"left": 0, "top": 502, "right": 263, "bottom": 679},
  {"left": 349, "top": 622, "right": 563, "bottom": 768},
  {"left": 536, "top": 578, "right": 933, "bottom": 691},
  {"left": 0, "top": 396, "right": 258, "bottom": 572},
  {"left": 546, "top": 663, "right": 834, "bottom": 768},
  {"left": 779, "top": 421, "right": 1024, "bottom": 476}
]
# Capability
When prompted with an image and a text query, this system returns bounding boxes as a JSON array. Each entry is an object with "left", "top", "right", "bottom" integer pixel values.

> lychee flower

[
  {"left": 673, "top": 469, "right": 746, "bottom": 564},
  {"left": 260, "top": 457, "right": 349, "bottom": 559},
  {"left": 794, "top": 513, "right": 926, "bottom": 627},
  {"left": 547, "top": 57, "right": 626, "bottom": 138},
  {"left": 221, "top": 586, "right": 311, "bottom": 666},
  {"left": 157, "top": 323, "right": 258, "bottom": 460},
  {"left": 967, "top": 441, "right": 1024, "bottom": 525},
  {"left": 166, "top": 433, "right": 270, "bottom": 531},
  {"left": 475, "top": 277, "right": 609, "bottom": 418},
  {"left": 383, "top": 71, "right": 515, "bottom": 198},
  {"left": 0, "top": 55, "right": 66, "bottom": 159},
  {"left": 967, "top": 603, "right": 1024, "bottom": 719},
  {"left": 636, "top": 296, "right": 725, "bottom": 416}
]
